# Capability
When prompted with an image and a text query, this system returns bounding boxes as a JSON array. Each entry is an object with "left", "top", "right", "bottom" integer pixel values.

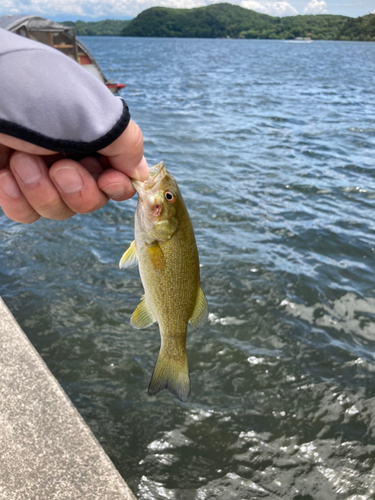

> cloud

[
  {"left": 270, "top": 2, "right": 298, "bottom": 16},
  {"left": 0, "top": 0, "right": 300, "bottom": 18},
  {"left": 303, "top": 0, "right": 327, "bottom": 14},
  {"left": 0, "top": 0, "right": 138, "bottom": 17},
  {"left": 3, "top": 0, "right": 196, "bottom": 17},
  {"left": 240, "top": 1, "right": 298, "bottom": 16},
  {"left": 157, "top": 0, "right": 205, "bottom": 8},
  {"left": 240, "top": 0, "right": 267, "bottom": 13}
]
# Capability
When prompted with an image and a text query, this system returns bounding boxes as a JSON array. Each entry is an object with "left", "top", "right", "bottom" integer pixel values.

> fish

[{"left": 119, "top": 162, "right": 208, "bottom": 402}]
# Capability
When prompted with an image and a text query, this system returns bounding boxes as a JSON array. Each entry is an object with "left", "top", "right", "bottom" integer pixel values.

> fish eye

[{"left": 165, "top": 191, "right": 176, "bottom": 203}]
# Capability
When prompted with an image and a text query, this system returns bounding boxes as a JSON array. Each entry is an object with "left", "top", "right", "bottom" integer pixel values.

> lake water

[{"left": 1, "top": 36, "right": 375, "bottom": 499}]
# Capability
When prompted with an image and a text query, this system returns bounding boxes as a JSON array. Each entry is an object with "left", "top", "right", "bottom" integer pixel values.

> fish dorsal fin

[
  {"left": 119, "top": 240, "right": 138, "bottom": 269},
  {"left": 131, "top": 295, "right": 156, "bottom": 329},
  {"left": 189, "top": 286, "right": 208, "bottom": 331}
]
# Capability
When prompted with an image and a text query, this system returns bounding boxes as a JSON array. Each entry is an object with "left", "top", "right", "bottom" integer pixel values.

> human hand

[{"left": 0, "top": 120, "right": 149, "bottom": 224}]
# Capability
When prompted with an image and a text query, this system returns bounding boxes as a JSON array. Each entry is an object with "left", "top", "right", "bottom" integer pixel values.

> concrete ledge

[{"left": 0, "top": 297, "right": 136, "bottom": 500}]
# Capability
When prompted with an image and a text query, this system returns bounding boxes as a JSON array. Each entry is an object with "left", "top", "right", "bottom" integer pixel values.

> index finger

[{"left": 98, "top": 120, "right": 149, "bottom": 182}]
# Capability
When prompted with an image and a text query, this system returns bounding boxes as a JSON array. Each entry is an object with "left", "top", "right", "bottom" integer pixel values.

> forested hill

[{"left": 120, "top": 3, "right": 375, "bottom": 41}]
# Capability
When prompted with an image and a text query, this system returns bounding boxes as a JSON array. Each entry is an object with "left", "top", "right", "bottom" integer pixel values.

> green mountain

[
  {"left": 62, "top": 19, "right": 130, "bottom": 36},
  {"left": 337, "top": 13, "right": 375, "bottom": 41},
  {"left": 120, "top": 3, "right": 375, "bottom": 41}
]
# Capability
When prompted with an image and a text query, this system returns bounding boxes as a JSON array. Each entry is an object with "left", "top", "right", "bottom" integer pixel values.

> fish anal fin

[
  {"left": 119, "top": 240, "right": 138, "bottom": 269},
  {"left": 189, "top": 286, "right": 208, "bottom": 331},
  {"left": 147, "top": 242, "right": 165, "bottom": 270},
  {"left": 148, "top": 351, "right": 190, "bottom": 402},
  {"left": 131, "top": 296, "right": 156, "bottom": 329}
]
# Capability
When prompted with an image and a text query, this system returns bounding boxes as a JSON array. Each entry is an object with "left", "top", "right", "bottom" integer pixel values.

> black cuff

[{"left": 0, "top": 99, "right": 130, "bottom": 154}]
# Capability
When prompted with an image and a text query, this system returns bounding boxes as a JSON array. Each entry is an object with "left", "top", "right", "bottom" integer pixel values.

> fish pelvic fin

[
  {"left": 148, "top": 350, "right": 190, "bottom": 402},
  {"left": 189, "top": 286, "right": 208, "bottom": 331},
  {"left": 131, "top": 295, "right": 156, "bottom": 329},
  {"left": 119, "top": 240, "right": 138, "bottom": 269}
]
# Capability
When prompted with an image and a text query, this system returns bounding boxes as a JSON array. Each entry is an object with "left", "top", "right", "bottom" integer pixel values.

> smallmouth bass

[{"left": 120, "top": 162, "right": 208, "bottom": 402}]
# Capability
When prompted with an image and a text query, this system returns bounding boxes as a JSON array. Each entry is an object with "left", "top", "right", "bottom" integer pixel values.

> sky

[{"left": 0, "top": 0, "right": 374, "bottom": 21}]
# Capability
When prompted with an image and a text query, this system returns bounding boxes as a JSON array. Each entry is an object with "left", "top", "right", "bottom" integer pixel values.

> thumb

[{"left": 98, "top": 120, "right": 149, "bottom": 181}]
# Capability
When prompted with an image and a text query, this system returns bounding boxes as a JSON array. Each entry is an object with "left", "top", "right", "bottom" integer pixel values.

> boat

[
  {"left": 0, "top": 15, "right": 125, "bottom": 94},
  {"left": 286, "top": 37, "right": 312, "bottom": 43}
]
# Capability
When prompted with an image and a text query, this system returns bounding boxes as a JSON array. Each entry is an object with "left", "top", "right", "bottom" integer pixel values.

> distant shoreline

[
  {"left": 64, "top": 4, "right": 375, "bottom": 42},
  {"left": 79, "top": 35, "right": 375, "bottom": 42}
]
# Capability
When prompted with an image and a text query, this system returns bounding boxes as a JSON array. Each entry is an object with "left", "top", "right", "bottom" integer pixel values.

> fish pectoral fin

[
  {"left": 131, "top": 295, "right": 156, "bottom": 329},
  {"left": 148, "top": 350, "right": 190, "bottom": 402},
  {"left": 147, "top": 242, "right": 165, "bottom": 270},
  {"left": 189, "top": 286, "right": 209, "bottom": 331},
  {"left": 119, "top": 240, "right": 138, "bottom": 269}
]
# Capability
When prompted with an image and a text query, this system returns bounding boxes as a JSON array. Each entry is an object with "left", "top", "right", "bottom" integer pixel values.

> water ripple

[{"left": 1, "top": 38, "right": 375, "bottom": 498}]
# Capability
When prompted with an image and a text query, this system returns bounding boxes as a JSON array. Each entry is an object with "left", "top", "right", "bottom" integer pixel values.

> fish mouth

[
  {"left": 132, "top": 161, "right": 166, "bottom": 196},
  {"left": 149, "top": 162, "right": 165, "bottom": 180}
]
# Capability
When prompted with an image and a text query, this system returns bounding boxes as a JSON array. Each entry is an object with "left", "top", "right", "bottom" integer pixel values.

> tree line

[{"left": 63, "top": 4, "right": 375, "bottom": 41}]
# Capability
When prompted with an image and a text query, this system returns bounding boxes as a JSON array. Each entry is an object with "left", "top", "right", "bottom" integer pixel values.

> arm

[{"left": 0, "top": 29, "right": 148, "bottom": 223}]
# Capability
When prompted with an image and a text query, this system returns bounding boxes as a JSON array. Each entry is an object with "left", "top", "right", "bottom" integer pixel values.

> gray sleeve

[{"left": 0, "top": 29, "right": 130, "bottom": 154}]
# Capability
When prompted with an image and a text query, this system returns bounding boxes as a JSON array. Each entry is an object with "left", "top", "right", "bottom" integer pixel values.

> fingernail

[
  {"left": 53, "top": 167, "right": 83, "bottom": 194},
  {"left": 102, "top": 183, "right": 125, "bottom": 200},
  {"left": 0, "top": 172, "right": 21, "bottom": 198},
  {"left": 12, "top": 153, "right": 42, "bottom": 185},
  {"left": 134, "top": 156, "right": 149, "bottom": 182}
]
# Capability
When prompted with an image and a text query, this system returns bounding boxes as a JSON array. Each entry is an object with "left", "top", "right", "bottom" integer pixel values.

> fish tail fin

[{"left": 148, "top": 350, "right": 190, "bottom": 402}]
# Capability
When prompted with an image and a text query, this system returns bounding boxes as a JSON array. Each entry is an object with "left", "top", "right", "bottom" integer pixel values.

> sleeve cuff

[{"left": 0, "top": 98, "right": 130, "bottom": 154}]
